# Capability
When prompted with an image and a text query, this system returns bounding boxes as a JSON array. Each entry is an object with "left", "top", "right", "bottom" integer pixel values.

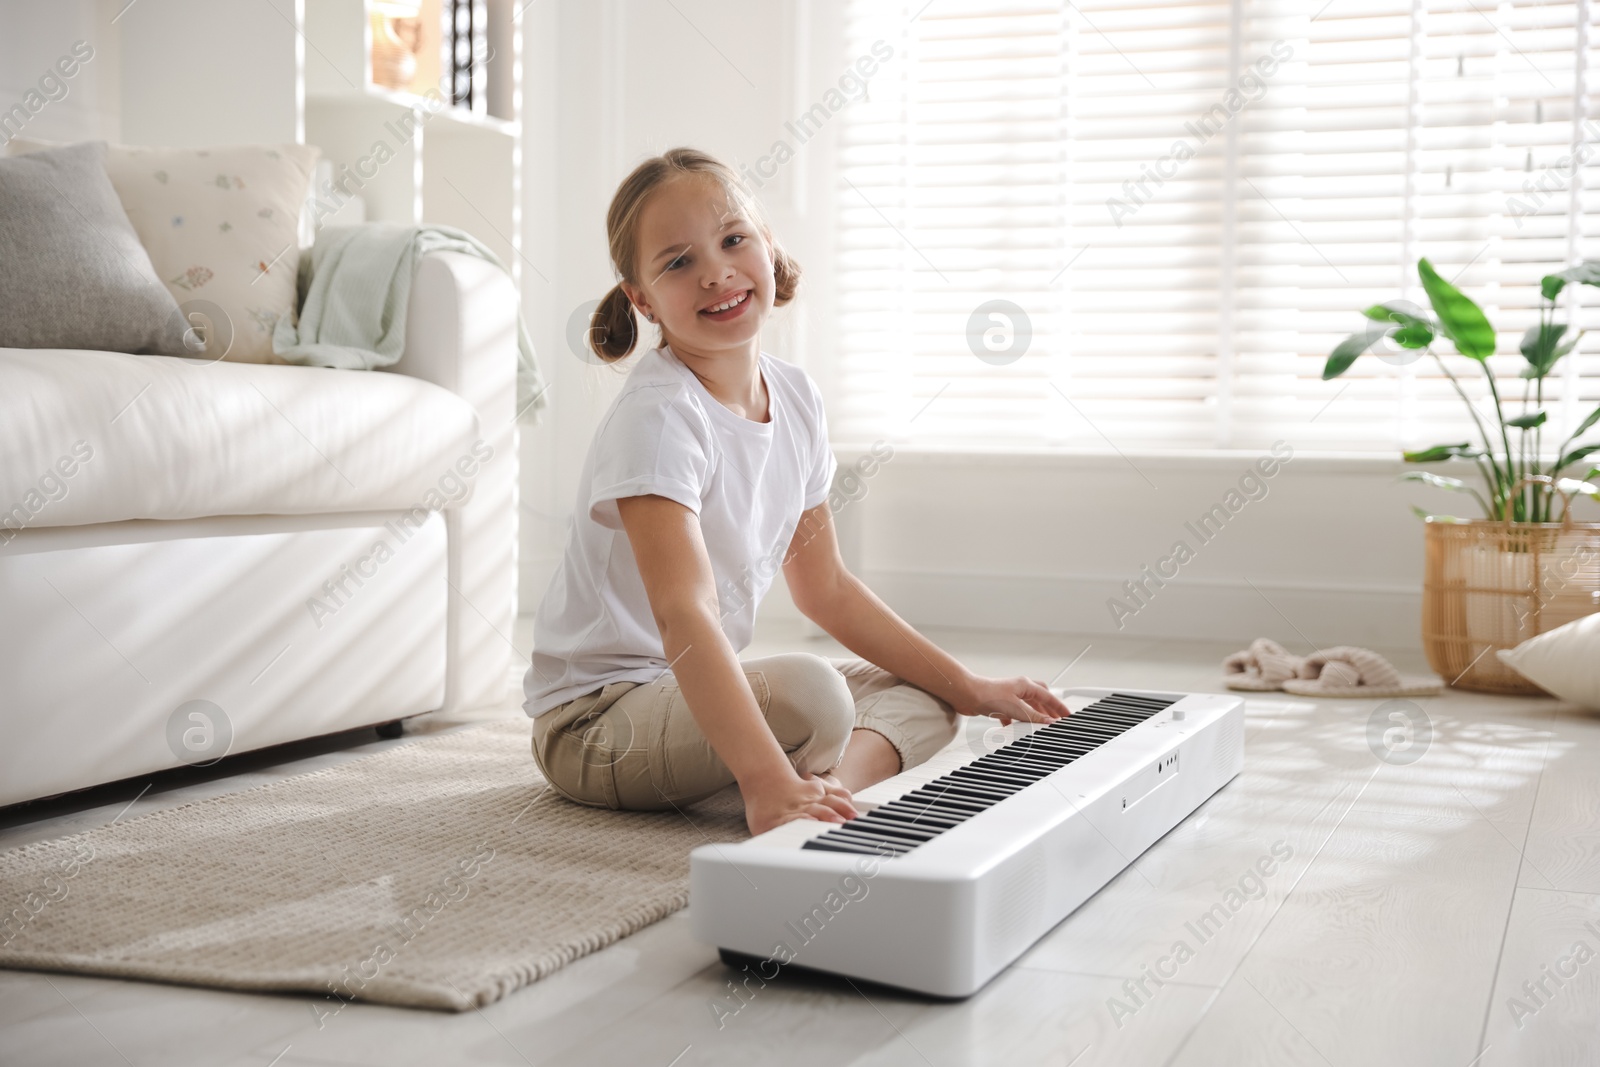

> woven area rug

[{"left": 0, "top": 719, "right": 749, "bottom": 1011}]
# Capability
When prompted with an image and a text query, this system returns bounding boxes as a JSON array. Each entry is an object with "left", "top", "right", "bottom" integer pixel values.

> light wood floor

[{"left": 1, "top": 620, "right": 1596, "bottom": 1066}]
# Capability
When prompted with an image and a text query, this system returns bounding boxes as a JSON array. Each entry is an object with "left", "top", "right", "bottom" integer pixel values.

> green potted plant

[{"left": 1324, "top": 258, "right": 1600, "bottom": 693}]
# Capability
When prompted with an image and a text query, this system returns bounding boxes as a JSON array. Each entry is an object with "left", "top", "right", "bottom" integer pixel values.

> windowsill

[{"left": 828, "top": 441, "right": 1418, "bottom": 472}]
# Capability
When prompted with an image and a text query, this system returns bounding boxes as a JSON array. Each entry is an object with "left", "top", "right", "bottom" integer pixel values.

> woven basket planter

[{"left": 1422, "top": 516, "right": 1600, "bottom": 693}]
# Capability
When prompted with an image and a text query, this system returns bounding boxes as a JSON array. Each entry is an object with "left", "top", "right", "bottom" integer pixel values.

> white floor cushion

[
  {"left": 0, "top": 348, "right": 482, "bottom": 530},
  {"left": 1497, "top": 612, "right": 1600, "bottom": 709}
]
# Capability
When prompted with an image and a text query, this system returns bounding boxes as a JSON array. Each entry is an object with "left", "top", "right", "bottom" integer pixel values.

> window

[{"left": 831, "top": 0, "right": 1600, "bottom": 453}]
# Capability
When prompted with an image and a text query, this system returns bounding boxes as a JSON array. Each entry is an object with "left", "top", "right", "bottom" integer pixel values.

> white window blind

[{"left": 831, "top": 0, "right": 1600, "bottom": 453}]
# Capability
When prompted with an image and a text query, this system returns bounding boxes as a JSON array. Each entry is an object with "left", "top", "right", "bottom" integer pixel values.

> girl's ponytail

[
  {"left": 771, "top": 242, "right": 802, "bottom": 306},
  {"left": 590, "top": 284, "right": 640, "bottom": 362}
]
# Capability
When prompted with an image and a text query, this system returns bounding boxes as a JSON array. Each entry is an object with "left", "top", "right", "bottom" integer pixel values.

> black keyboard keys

[{"left": 802, "top": 692, "right": 1179, "bottom": 856}]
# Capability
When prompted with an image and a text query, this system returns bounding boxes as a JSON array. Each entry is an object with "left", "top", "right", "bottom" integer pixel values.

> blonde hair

[{"left": 589, "top": 147, "right": 801, "bottom": 362}]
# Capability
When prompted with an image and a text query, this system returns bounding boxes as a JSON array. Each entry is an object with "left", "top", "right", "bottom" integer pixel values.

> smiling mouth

[{"left": 699, "top": 289, "right": 752, "bottom": 317}]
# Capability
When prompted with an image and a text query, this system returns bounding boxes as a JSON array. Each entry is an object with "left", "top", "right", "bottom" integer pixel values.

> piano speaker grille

[
  {"left": 1215, "top": 715, "right": 1243, "bottom": 775},
  {"left": 983, "top": 850, "right": 1049, "bottom": 954}
]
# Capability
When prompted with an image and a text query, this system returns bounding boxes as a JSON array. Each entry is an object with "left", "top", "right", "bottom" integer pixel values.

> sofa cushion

[
  {"left": 0, "top": 348, "right": 484, "bottom": 534},
  {"left": 0, "top": 142, "right": 187, "bottom": 356},
  {"left": 7, "top": 138, "right": 319, "bottom": 364}
]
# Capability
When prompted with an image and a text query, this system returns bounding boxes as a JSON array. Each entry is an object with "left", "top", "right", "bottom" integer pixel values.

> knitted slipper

[
  {"left": 1279, "top": 646, "right": 1442, "bottom": 698},
  {"left": 1222, "top": 638, "right": 1305, "bottom": 692}
]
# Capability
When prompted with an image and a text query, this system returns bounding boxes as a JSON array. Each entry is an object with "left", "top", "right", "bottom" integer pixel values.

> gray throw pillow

[{"left": 0, "top": 141, "right": 186, "bottom": 355}]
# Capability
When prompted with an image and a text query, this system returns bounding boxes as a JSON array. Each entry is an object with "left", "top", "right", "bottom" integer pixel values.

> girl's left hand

[{"left": 952, "top": 675, "right": 1071, "bottom": 726}]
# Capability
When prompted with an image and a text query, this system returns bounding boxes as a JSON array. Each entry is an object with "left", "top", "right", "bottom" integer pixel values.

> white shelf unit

[{"left": 117, "top": 0, "right": 521, "bottom": 285}]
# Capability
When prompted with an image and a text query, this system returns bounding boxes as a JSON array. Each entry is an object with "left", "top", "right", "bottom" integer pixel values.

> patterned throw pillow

[{"left": 7, "top": 140, "right": 319, "bottom": 363}]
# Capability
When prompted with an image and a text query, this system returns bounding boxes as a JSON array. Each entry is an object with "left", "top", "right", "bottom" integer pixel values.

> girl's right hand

[{"left": 742, "top": 770, "right": 860, "bottom": 837}]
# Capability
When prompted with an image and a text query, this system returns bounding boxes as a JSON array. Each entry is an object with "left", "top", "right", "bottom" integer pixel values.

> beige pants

[{"left": 529, "top": 653, "right": 961, "bottom": 811}]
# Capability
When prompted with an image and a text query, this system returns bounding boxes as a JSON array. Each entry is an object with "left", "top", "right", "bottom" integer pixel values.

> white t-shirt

[{"left": 522, "top": 345, "right": 837, "bottom": 717}]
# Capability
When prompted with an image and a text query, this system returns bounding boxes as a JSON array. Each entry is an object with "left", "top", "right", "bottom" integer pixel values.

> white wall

[
  {"left": 846, "top": 448, "right": 1422, "bottom": 651},
  {"left": 0, "top": 0, "right": 121, "bottom": 145}
]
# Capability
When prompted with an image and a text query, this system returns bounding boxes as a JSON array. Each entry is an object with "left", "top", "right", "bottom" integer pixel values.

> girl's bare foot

[{"left": 826, "top": 728, "right": 902, "bottom": 794}]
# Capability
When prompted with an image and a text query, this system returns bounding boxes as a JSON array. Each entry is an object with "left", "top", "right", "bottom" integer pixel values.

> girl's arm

[
  {"left": 615, "top": 494, "right": 860, "bottom": 833},
  {"left": 782, "top": 502, "right": 1070, "bottom": 726}
]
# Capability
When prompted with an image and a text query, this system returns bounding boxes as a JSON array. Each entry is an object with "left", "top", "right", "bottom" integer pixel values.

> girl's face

[{"left": 622, "top": 174, "right": 774, "bottom": 360}]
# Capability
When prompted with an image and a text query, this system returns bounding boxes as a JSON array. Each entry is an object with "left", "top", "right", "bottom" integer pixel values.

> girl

[{"left": 523, "top": 147, "right": 1070, "bottom": 836}]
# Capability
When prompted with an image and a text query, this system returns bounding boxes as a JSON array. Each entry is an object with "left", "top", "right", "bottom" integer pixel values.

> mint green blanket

[{"left": 273, "top": 223, "right": 549, "bottom": 424}]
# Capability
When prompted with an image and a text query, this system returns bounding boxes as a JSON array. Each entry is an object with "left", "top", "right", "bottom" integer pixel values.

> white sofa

[{"left": 0, "top": 251, "right": 519, "bottom": 807}]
